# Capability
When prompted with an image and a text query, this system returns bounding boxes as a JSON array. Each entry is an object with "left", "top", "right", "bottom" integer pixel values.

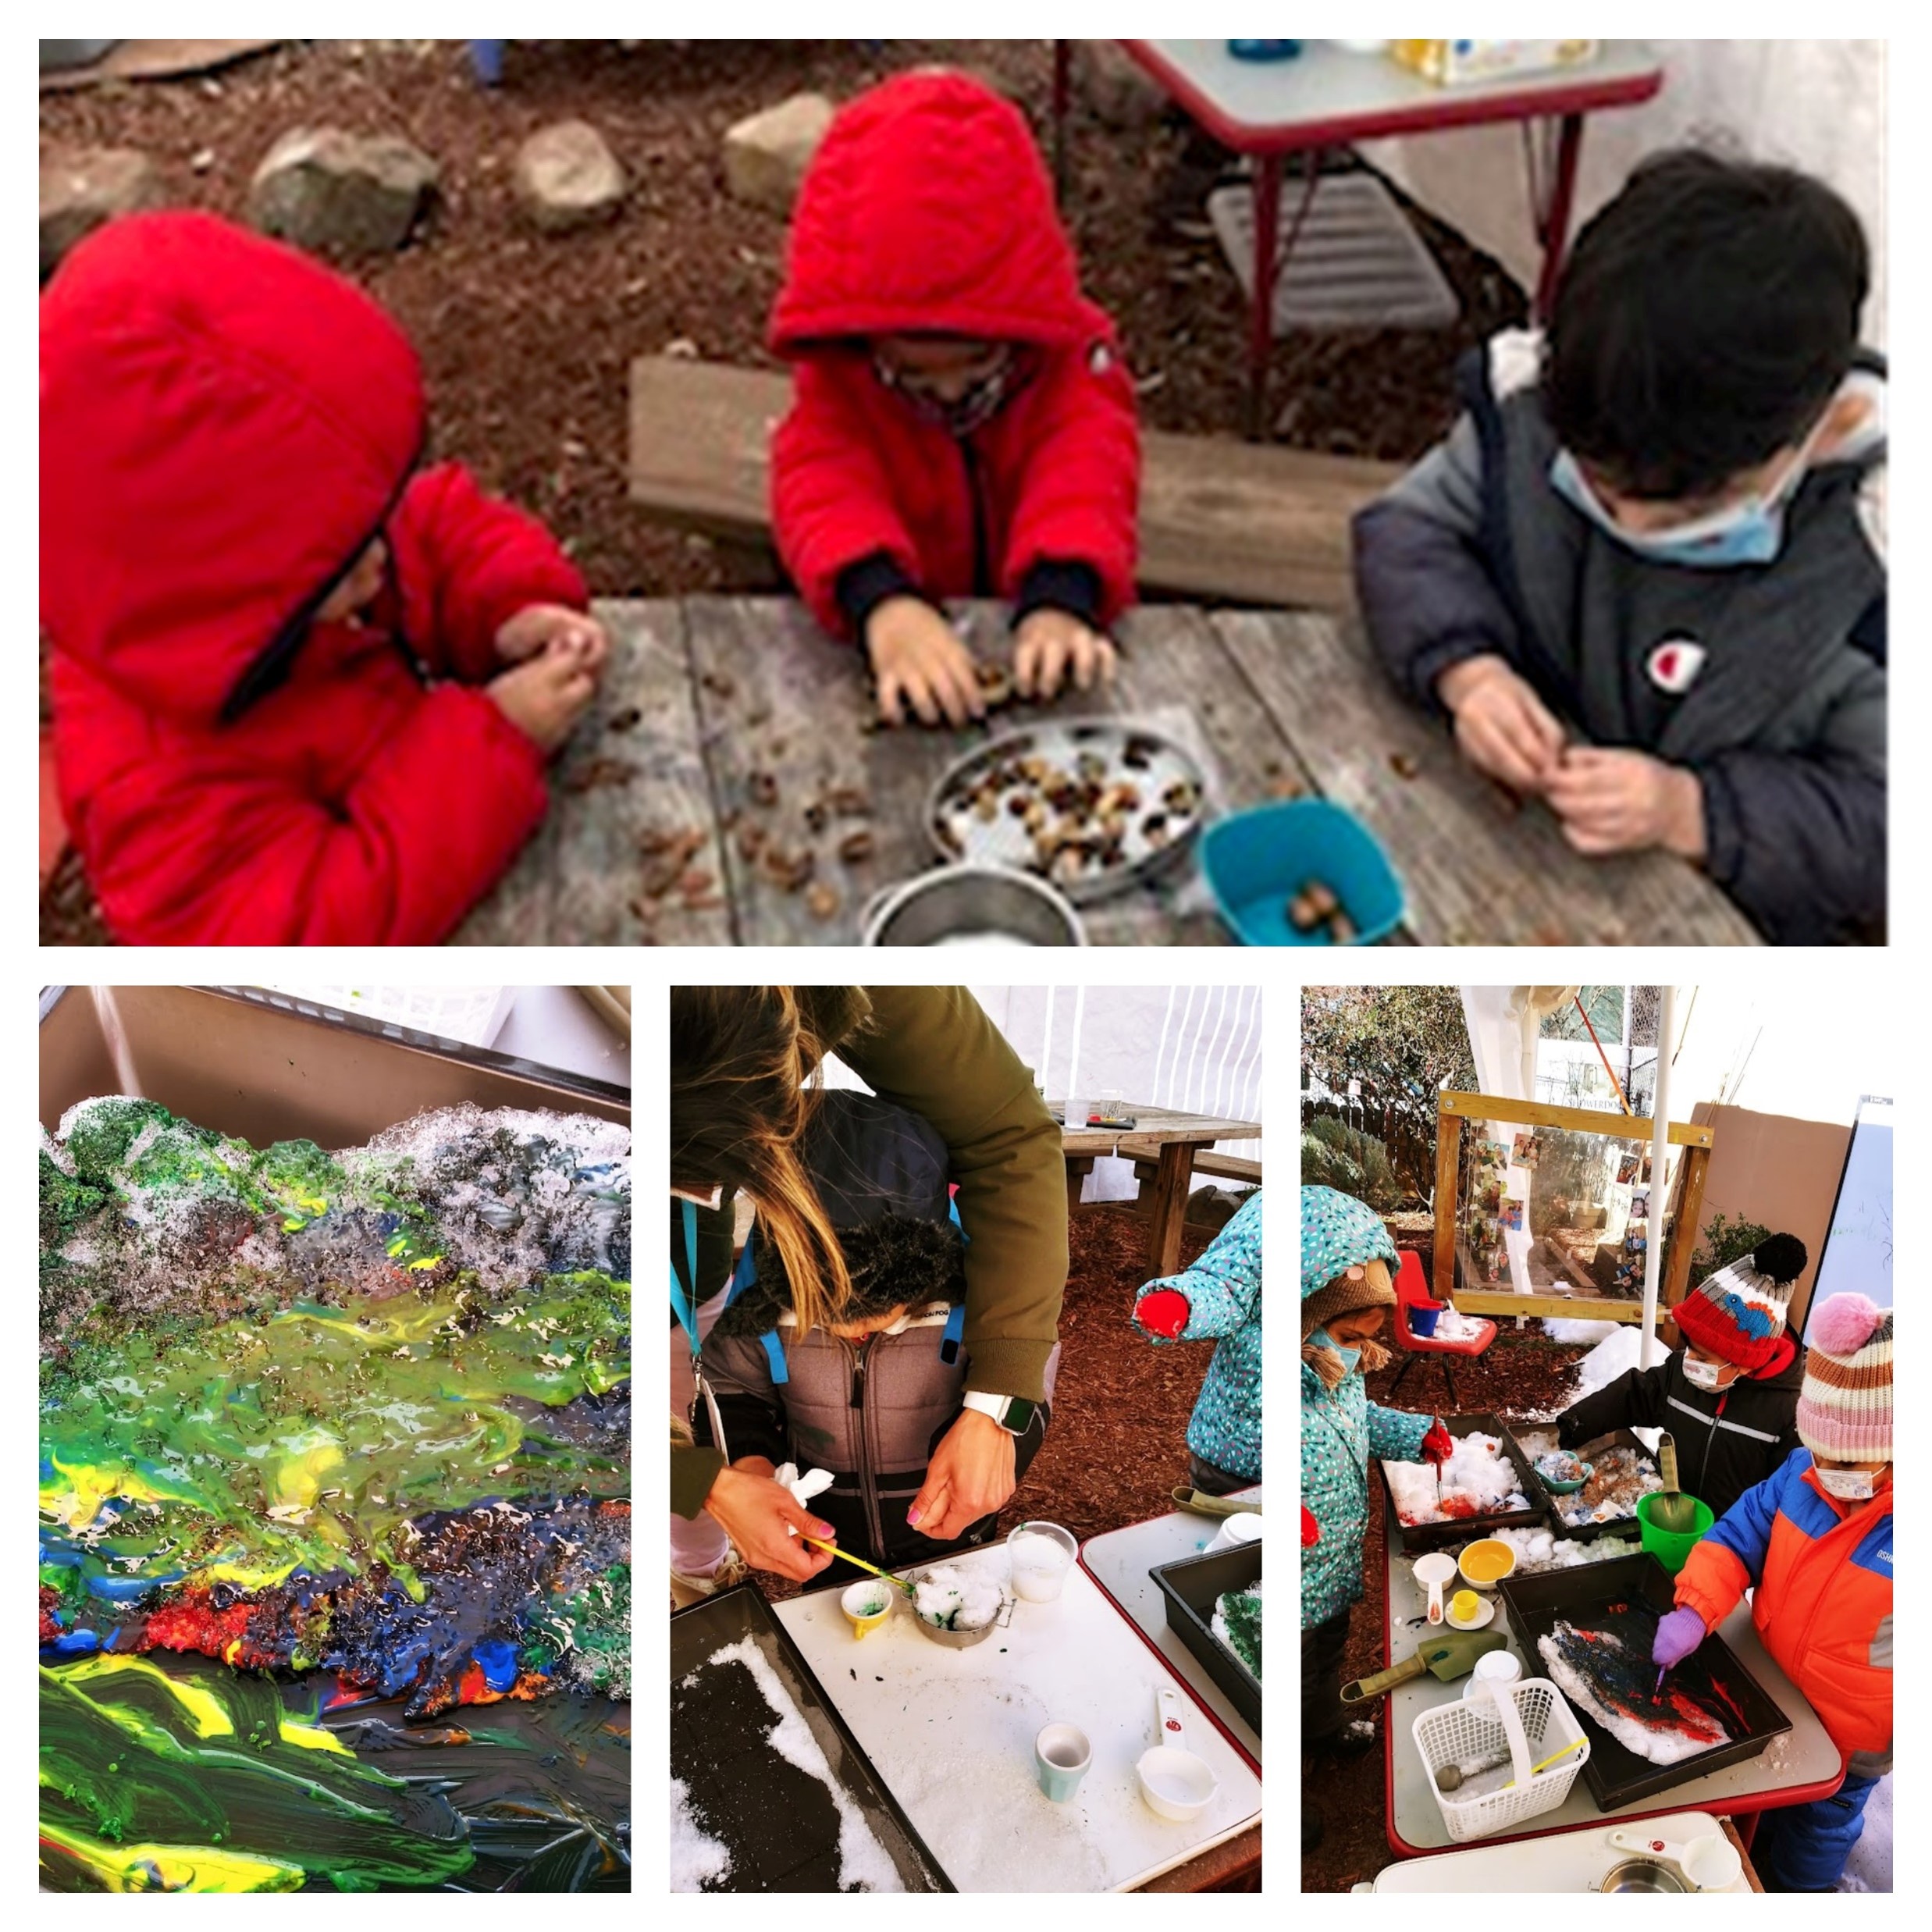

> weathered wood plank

[
  {"left": 628, "top": 355, "right": 1396, "bottom": 610},
  {"left": 1439, "top": 1091, "right": 1713, "bottom": 1147},
  {"left": 453, "top": 600, "right": 732, "bottom": 947},
  {"left": 1211, "top": 609, "right": 1764, "bottom": 946}
]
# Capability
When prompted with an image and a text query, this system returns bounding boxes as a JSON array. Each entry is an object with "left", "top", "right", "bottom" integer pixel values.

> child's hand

[
  {"left": 1135, "top": 1289, "right": 1190, "bottom": 1340},
  {"left": 1545, "top": 749, "right": 1708, "bottom": 859},
  {"left": 487, "top": 649, "right": 598, "bottom": 755},
  {"left": 1014, "top": 609, "right": 1116, "bottom": 700},
  {"left": 496, "top": 603, "right": 610, "bottom": 674},
  {"left": 1436, "top": 655, "right": 1566, "bottom": 796},
  {"left": 866, "top": 596, "right": 985, "bottom": 728}
]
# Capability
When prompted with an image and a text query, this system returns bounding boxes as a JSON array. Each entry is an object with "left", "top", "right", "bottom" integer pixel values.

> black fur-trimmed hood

[{"left": 715, "top": 1211, "right": 965, "bottom": 1336}]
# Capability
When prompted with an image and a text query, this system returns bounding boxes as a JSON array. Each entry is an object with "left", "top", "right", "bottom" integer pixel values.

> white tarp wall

[
  {"left": 970, "top": 984, "right": 1264, "bottom": 1203},
  {"left": 1362, "top": 40, "right": 1888, "bottom": 347}
]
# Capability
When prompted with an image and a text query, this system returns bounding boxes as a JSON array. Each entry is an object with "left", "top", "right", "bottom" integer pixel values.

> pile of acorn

[{"left": 1288, "top": 881, "right": 1355, "bottom": 944}]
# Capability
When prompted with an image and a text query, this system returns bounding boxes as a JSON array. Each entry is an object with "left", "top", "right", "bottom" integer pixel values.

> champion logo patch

[{"left": 1646, "top": 637, "right": 1707, "bottom": 694}]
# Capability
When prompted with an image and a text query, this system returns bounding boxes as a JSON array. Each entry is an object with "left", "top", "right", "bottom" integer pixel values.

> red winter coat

[
  {"left": 40, "top": 212, "right": 585, "bottom": 945},
  {"left": 769, "top": 71, "right": 1140, "bottom": 639}
]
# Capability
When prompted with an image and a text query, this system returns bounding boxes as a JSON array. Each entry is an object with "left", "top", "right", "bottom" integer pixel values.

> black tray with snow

[
  {"left": 1378, "top": 1412, "right": 1550, "bottom": 1553},
  {"left": 671, "top": 1585, "right": 952, "bottom": 1892},
  {"left": 1517, "top": 1425, "right": 1663, "bottom": 1542},
  {"left": 1149, "top": 1543, "right": 1261, "bottom": 1735},
  {"left": 1496, "top": 1554, "right": 1791, "bottom": 1811}
]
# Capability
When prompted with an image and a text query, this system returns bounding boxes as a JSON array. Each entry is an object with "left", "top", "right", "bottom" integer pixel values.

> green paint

[
  {"left": 42, "top": 1273, "right": 629, "bottom": 1595},
  {"left": 524, "top": 1563, "right": 632, "bottom": 1699},
  {"left": 39, "top": 1656, "right": 472, "bottom": 1892}
]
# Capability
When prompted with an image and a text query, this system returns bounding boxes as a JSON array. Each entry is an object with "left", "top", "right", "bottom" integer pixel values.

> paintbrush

[{"left": 801, "top": 1535, "right": 918, "bottom": 1599}]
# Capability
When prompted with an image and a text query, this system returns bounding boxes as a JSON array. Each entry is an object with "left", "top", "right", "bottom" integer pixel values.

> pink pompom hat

[{"left": 1795, "top": 1293, "right": 1893, "bottom": 1464}]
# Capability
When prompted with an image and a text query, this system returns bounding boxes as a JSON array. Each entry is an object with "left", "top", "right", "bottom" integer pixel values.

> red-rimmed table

[
  {"left": 1376, "top": 1491, "right": 1845, "bottom": 1858},
  {"left": 1055, "top": 39, "right": 1663, "bottom": 434}
]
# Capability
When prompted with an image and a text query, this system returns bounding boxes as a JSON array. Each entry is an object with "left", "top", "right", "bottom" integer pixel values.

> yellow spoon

[
  {"left": 1503, "top": 1735, "right": 1588, "bottom": 1788},
  {"left": 801, "top": 1535, "right": 917, "bottom": 1599}
]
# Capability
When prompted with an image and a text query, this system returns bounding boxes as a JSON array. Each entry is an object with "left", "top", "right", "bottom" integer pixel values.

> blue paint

[{"left": 474, "top": 1639, "right": 518, "bottom": 1692}]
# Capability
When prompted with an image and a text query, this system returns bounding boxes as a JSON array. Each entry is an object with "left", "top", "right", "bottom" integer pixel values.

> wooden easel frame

[{"left": 1432, "top": 1091, "right": 1714, "bottom": 1323}]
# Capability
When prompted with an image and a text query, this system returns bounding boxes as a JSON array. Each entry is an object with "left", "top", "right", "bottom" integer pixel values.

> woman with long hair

[{"left": 670, "top": 986, "right": 1066, "bottom": 1590}]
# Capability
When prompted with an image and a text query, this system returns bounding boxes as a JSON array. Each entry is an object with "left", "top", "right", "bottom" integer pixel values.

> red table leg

[
  {"left": 1246, "top": 153, "right": 1283, "bottom": 439},
  {"left": 1532, "top": 112, "right": 1585, "bottom": 319}
]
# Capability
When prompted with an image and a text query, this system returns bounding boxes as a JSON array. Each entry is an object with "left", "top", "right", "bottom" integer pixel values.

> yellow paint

[
  {"left": 40, "top": 1821, "right": 302, "bottom": 1894},
  {"left": 276, "top": 1715, "right": 354, "bottom": 1756},
  {"left": 51, "top": 1655, "right": 236, "bottom": 1738}
]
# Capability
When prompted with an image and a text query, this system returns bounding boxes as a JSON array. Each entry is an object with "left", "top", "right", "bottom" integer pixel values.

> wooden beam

[
  {"left": 1439, "top": 1091, "right": 1713, "bottom": 1147},
  {"left": 1453, "top": 1291, "right": 1647, "bottom": 1322},
  {"left": 1432, "top": 1113, "right": 1461, "bottom": 1303},
  {"left": 1663, "top": 1143, "right": 1713, "bottom": 1311},
  {"left": 1145, "top": 1142, "right": 1196, "bottom": 1276}
]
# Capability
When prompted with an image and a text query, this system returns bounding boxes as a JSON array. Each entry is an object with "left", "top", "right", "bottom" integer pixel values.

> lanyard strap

[{"left": 671, "top": 1197, "right": 701, "bottom": 1361}]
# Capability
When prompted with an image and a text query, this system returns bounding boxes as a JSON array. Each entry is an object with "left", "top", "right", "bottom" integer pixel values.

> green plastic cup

[{"left": 1637, "top": 1491, "right": 1715, "bottom": 1574}]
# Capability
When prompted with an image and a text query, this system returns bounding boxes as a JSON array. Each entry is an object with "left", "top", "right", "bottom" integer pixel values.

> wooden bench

[
  {"left": 629, "top": 355, "right": 1400, "bottom": 612},
  {"left": 1117, "top": 1133, "right": 1260, "bottom": 1226}
]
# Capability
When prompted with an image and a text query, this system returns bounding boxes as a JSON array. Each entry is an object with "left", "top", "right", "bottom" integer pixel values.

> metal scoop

[{"left": 1649, "top": 1431, "right": 1699, "bottom": 1534}]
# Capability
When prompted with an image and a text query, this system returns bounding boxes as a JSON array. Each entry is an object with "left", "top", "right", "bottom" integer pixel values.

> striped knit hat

[
  {"left": 1796, "top": 1293, "right": 1893, "bottom": 1464},
  {"left": 1674, "top": 1233, "right": 1807, "bottom": 1374}
]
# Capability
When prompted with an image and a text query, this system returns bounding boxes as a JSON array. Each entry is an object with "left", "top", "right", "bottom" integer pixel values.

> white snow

[
  {"left": 671, "top": 1777, "right": 733, "bottom": 1891},
  {"left": 1536, "top": 1628, "right": 1729, "bottom": 1766},
  {"left": 1431, "top": 1308, "right": 1487, "bottom": 1342},
  {"left": 1386, "top": 1432, "right": 1528, "bottom": 1525},
  {"left": 1542, "top": 1318, "right": 1624, "bottom": 1346},
  {"left": 1566, "top": 1324, "right": 1647, "bottom": 1397},
  {"left": 914, "top": 1565, "right": 1004, "bottom": 1631},
  {"left": 706, "top": 1638, "right": 906, "bottom": 1892},
  {"left": 1485, "top": 1525, "right": 1642, "bottom": 1571}
]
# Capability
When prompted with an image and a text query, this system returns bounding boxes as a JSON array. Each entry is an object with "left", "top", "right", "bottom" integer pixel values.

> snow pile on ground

[
  {"left": 1541, "top": 1317, "right": 1623, "bottom": 1346},
  {"left": 913, "top": 1566, "right": 1003, "bottom": 1632},
  {"left": 1567, "top": 1323, "right": 1649, "bottom": 1398},
  {"left": 706, "top": 1638, "right": 905, "bottom": 1891},
  {"left": 671, "top": 1777, "right": 733, "bottom": 1891},
  {"left": 1432, "top": 1308, "right": 1488, "bottom": 1342},
  {"left": 1386, "top": 1432, "right": 1528, "bottom": 1525},
  {"left": 1486, "top": 1525, "right": 1642, "bottom": 1571}
]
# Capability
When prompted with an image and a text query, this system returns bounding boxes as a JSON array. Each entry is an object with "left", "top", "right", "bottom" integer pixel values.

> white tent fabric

[{"left": 1362, "top": 39, "right": 1887, "bottom": 347}]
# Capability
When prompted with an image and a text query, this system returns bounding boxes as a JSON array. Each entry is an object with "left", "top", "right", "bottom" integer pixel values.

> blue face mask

[
  {"left": 1313, "top": 1325, "right": 1361, "bottom": 1374},
  {"left": 1548, "top": 443, "right": 1810, "bottom": 570}
]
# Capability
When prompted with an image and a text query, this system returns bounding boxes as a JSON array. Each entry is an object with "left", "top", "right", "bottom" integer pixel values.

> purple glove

[{"left": 1653, "top": 1606, "right": 1706, "bottom": 1671}]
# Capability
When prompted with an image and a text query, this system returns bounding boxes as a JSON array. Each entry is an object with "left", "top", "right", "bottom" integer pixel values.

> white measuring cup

[
  {"left": 1608, "top": 1827, "right": 1744, "bottom": 1891},
  {"left": 1412, "top": 1551, "right": 1457, "bottom": 1625},
  {"left": 1134, "top": 1686, "right": 1220, "bottom": 1823}
]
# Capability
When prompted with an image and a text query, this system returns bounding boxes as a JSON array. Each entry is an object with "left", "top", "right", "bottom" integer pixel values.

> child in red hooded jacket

[
  {"left": 770, "top": 70, "right": 1141, "bottom": 728},
  {"left": 40, "top": 212, "right": 607, "bottom": 945}
]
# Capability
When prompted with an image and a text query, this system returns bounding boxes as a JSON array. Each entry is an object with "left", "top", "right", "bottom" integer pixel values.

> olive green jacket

[{"left": 670, "top": 985, "right": 1067, "bottom": 1517}]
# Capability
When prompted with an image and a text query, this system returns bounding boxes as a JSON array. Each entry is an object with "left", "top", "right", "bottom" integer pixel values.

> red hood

[
  {"left": 770, "top": 70, "right": 1089, "bottom": 354},
  {"left": 40, "top": 211, "right": 423, "bottom": 724}
]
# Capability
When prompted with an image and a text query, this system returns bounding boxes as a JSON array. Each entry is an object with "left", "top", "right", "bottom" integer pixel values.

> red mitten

[
  {"left": 1420, "top": 1421, "right": 1453, "bottom": 1468},
  {"left": 1136, "top": 1290, "right": 1190, "bottom": 1340},
  {"left": 1301, "top": 1503, "right": 1320, "bottom": 1548}
]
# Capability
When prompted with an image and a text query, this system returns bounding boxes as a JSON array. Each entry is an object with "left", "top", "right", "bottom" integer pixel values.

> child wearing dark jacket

[
  {"left": 40, "top": 212, "right": 607, "bottom": 945},
  {"left": 1354, "top": 151, "right": 1884, "bottom": 945},
  {"left": 1557, "top": 1234, "right": 1808, "bottom": 1520},
  {"left": 770, "top": 69, "right": 1140, "bottom": 729},
  {"left": 696, "top": 1088, "right": 1058, "bottom": 1583}
]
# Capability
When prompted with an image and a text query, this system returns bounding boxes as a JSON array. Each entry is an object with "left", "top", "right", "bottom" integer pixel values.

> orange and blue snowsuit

[{"left": 1675, "top": 1446, "right": 1891, "bottom": 1889}]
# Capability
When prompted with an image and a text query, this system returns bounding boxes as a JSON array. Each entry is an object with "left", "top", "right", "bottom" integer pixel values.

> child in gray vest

[
  {"left": 697, "top": 1089, "right": 1056, "bottom": 1582},
  {"left": 1354, "top": 150, "right": 1884, "bottom": 944}
]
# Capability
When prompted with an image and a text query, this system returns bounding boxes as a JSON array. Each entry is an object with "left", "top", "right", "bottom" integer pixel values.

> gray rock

[
  {"left": 722, "top": 92, "right": 834, "bottom": 217},
  {"left": 41, "top": 147, "right": 164, "bottom": 281},
  {"left": 247, "top": 126, "right": 437, "bottom": 258},
  {"left": 513, "top": 119, "right": 626, "bottom": 232}
]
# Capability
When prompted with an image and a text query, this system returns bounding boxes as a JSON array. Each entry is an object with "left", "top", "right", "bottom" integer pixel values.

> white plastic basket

[{"left": 1411, "top": 1676, "right": 1590, "bottom": 1842}]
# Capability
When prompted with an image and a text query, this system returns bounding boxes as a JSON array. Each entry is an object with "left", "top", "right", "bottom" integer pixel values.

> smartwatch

[{"left": 962, "top": 1390, "right": 1037, "bottom": 1435}]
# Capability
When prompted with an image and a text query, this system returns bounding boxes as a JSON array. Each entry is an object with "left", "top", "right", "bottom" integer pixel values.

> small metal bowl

[
  {"left": 1599, "top": 1858, "right": 1687, "bottom": 1894},
  {"left": 906, "top": 1568, "right": 1010, "bottom": 1649},
  {"left": 861, "top": 865, "right": 1086, "bottom": 947}
]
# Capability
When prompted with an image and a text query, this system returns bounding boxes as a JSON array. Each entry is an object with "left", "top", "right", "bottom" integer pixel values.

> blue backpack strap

[
  {"left": 725, "top": 1232, "right": 759, "bottom": 1305},
  {"left": 670, "top": 1199, "right": 701, "bottom": 1360},
  {"left": 759, "top": 1329, "right": 790, "bottom": 1386},
  {"left": 939, "top": 1301, "right": 966, "bottom": 1365}
]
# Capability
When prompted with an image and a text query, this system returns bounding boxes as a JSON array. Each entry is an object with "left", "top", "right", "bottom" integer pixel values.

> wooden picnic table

[
  {"left": 1061, "top": 1103, "right": 1260, "bottom": 1275},
  {"left": 454, "top": 597, "right": 1761, "bottom": 948}
]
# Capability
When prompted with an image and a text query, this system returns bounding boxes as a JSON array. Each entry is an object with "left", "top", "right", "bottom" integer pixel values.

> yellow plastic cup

[
  {"left": 841, "top": 1579, "right": 894, "bottom": 1638},
  {"left": 1449, "top": 1589, "right": 1481, "bottom": 1624}
]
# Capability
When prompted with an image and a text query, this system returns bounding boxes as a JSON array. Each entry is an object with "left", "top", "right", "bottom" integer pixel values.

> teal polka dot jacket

[{"left": 1133, "top": 1190, "right": 1261, "bottom": 1481}]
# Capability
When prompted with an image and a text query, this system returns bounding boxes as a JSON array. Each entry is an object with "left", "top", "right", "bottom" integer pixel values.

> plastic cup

[
  {"left": 1450, "top": 1589, "right": 1481, "bottom": 1623},
  {"left": 1034, "top": 1723, "right": 1091, "bottom": 1802},
  {"left": 1009, "top": 1521, "right": 1076, "bottom": 1603}
]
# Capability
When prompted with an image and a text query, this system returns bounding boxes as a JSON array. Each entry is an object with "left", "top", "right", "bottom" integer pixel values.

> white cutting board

[{"left": 774, "top": 1542, "right": 1263, "bottom": 1891}]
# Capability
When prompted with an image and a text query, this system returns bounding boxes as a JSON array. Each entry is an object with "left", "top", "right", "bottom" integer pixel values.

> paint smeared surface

[{"left": 40, "top": 1100, "right": 631, "bottom": 1891}]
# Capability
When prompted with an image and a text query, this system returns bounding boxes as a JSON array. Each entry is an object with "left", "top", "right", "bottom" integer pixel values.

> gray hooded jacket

[{"left": 1353, "top": 333, "right": 1886, "bottom": 943}]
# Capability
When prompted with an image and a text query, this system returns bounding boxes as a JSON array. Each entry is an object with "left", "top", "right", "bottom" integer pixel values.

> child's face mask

[
  {"left": 1816, "top": 1462, "right": 1886, "bottom": 1501},
  {"left": 1681, "top": 1351, "right": 1739, "bottom": 1393},
  {"left": 1548, "top": 432, "right": 1816, "bottom": 570},
  {"left": 1312, "top": 1326, "right": 1361, "bottom": 1375}
]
